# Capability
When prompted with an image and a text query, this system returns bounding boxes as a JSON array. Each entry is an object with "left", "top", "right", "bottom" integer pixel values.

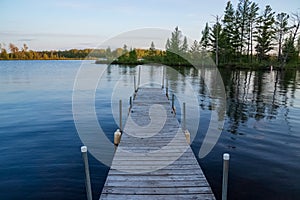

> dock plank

[{"left": 99, "top": 88, "right": 215, "bottom": 200}]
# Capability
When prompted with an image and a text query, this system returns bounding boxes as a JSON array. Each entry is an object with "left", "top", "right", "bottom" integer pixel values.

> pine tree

[
  {"left": 165, "top": 27, "right": 188, "bottom": 64},
  {"left": 165, "top": 39, "right": 170, "bottom": 50},
  {"left": 281, "top": 12, "right": 300, "bottom": 67},
  {"left": 255, "top": 5, "right": 276, "bottom": 61},
  {"left": 248, "top": 2, "right": 259, "bottom": 62},
  {"left": 237, "top": 0, "right": 251, "bottom": 55},
  {"left": 282, "top": 34, "right": 297, "bottom": 63},
  {"left": 275, "top": 12, "right": 290, "bottom": 61},
  {"left": 189, "top": 40, "right": 200, "bottom": 64},
  {"left": 210, "top": 19, "right": 222, "bottom": 65},
  {"left": 166, "top": 26, "right": 182, "bottom": 54},
  {"left": 128, "top": 49, "right": 137, "bottom": 62},
  {"left": 222, "top": 1, "right": 238, "bottom": 62},
  {"left": 200, "top": 22, "right": 210, "bottom": 50},
  {"left": 150, "top": 41, "right": 155, "bottom": 51},
  {"left": 190, "top": 40, "right": 200, "bottom": 52},
  {"left": 123, "top": 44, "right": 128, "bottom": 53},
  {"left": 149, "top": 41, "right": 156, "bottom": 57},
  {"left": 181, "top": 36, "right": 188, "bottom": 53}
]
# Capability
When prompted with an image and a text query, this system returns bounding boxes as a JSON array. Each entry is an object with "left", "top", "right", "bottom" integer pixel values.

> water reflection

[
  {"left": 220, "top": 69, "right": 300, "bottom": 135},
  {"left": 107, "top": 65, "right": 300, "bottom": 140},
  {"left": 104, "top": 64, "right": 300, "bottom": 200},
  {"left": 1, "top": 61, "right": 299, "bottom": 200}
]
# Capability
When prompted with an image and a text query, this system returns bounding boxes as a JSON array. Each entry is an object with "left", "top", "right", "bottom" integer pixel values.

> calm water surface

[{"left": 0, "top": 60, "right": 299, "bottom": 200}]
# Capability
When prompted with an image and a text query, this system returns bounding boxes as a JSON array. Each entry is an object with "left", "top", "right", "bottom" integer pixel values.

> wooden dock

[{"left": 100, "top": 88, "right": 216, "bottom": 200}]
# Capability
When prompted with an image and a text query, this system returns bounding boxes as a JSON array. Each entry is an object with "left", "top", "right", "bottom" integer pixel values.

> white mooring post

[
  {"left": 114, "top": 129, "right": 121, "bottom": 146},
  {"left": 222, "top": 153, "right": 230, "bottom": 200},
  {"left": 81, "top": 146, "right": 92, "bottom": 200},
  {"left": 183, "top": 102, "right": 190, "bottom": 144}
]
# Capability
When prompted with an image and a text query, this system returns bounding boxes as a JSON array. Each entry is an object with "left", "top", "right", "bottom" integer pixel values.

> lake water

[{"left": 0, "top": 60, "right": 299, "bottom": 200}]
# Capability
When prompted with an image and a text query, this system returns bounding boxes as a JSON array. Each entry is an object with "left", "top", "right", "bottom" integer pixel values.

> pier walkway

[{"left": 100, "top": 87, "right": 216, "bottom": 200}]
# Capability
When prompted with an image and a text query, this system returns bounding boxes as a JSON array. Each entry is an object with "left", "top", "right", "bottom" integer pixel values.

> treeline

[
  {"left": 103, "top": 0, "right": 300, "bottom": 69},
  {"left": 2, "top": 0, "right": 300, "bottom": 69},
  {"left": 199, "top": 0, "right": 300, "bottom": 68},
  {"left": 0, "top": 43, "right": 109, "bottom": 60},
  {"left": 99, "top": 43, "right": 165, "bottom": 65}
]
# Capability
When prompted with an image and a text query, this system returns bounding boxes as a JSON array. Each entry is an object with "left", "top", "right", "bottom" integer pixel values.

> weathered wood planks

[{"left": 100, "top": 88, "right": 215, "bottom": 200}]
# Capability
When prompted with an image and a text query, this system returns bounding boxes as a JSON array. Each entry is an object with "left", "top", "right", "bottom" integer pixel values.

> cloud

[{"left": 18, "top": 38, "right": 35, "bottom": 42}]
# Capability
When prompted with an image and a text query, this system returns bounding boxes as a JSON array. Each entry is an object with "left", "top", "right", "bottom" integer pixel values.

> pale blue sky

[{"left": 0, "top": 0, "right": 299, "bottom": 50}]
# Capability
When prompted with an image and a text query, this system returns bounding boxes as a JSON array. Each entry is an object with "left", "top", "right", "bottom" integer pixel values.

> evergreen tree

[
  {"left": 281, "top": 12, "right": 300, "bottom": 67},
  {"left": 123, "top": 44, "right": 128, "bottom": 53},
  {"left": 165, "top": 27, "right": 188, "bottom": 65},
  {"left": 210, "top": 19, "right": 222, "bottom": 65},
  {"left": 190, "top": 40, "right": 200, "bottom": 52},
  {"left": 200, "top": 22, "right": 210, "bottom": 50},
  {"left": 222, "top": 1, "right": 236, "bottom": 61},
  {"left": 190, "top": 40, "right": 200, "bottom": 60},
  {"left": 237, "top": 0, "right": 251, "bottom": 55},
  {"left": 166, "top": 26, "right": 182, "bottom": 54},
  {"left": 275, "top": 12, "right": 290, "bottom": 61},
  {"left": 128, "top": 49, "right": 137, "bottom": 62},
  {"left": 148, "top": 41, "right": 156, "bottom": 57},
  {"left": 165, "top": 39, "right": 170, "bottom": 50},
  {"left": 181, "top": 36, "right": 188, "bottom": 53},
  {"left": 223, "top": 1, "right": 244, "bottom": 62},
  {"left": 282, "top": 34, "right": 297, "bottom": 63},
  {"left": 150, "top": 41, "right": 155, "bottom": 51},
  {"left": 255, "top": 5, "right": 276, "bottom": 61},
  {"left": 297, "top": 36, "right": 300, "bottom": 52},
  {"left": 248, "top": 2, "right": 259, "bottom": 62},
  {"left": 190, "top": 39, "right": 211, "bottom": 66}
]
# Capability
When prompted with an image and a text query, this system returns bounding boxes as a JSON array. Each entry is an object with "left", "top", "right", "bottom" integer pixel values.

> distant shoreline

[{"left": 1, "top": 59, "right": 299, "bottom": 70}]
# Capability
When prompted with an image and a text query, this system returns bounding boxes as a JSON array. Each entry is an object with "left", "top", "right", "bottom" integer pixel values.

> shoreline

[{"left": 1, "top": 59, "right": 299, "bottom": 70}]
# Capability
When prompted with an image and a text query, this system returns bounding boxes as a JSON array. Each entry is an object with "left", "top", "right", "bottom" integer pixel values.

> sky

[{"left": 0, "top": 0, "right": 299, "bottom": 51}]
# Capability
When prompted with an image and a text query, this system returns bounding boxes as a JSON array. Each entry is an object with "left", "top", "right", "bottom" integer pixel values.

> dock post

[
  {"left": 119, "top": 99, "right": 122, "bottom": 132},
  {"left": 222, "top": 153, "right": 230, "bottom": 200},
  {"left": 183, "top": 102, "right": 190, "bottom": 144},
  {"left": 128, "top": 96, "right": 132, "bottom": 115},
  {"left": 162, "top": 67, "right": 165, "bottom": 88},
  {"left": 81, "top": 146, "right": 92, "bottom": 200},
  {"left": 138, "top": 66, "right": 141, "bottom": 89},
  {"left": 114, "top": 129, "right": 121, "bottom": 146},
  {"left": 171, "top": 94, "right": 174, "bottom": 110},
  {"left": 183, "top": 102, "right": 186, "bottom": 131},
  {"left": 171, "top": 94, "right": 175, "bottom": 114},
  {"left": 129, "top": 96, "right": 132, "bottom": 109},
  {"left": 134, "top": 76, "right": 137, "bottom": 93},
  {"left": 166, "top": 79, "right": 169, "bottom": 99}
]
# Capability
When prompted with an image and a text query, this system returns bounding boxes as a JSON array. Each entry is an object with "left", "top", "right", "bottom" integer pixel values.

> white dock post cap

[
  {"left": 81, "top": 146, "right": 88, "bottom": 153},
  {"left": 223, "top": 153, "right": 230, "bottom": 160}
]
